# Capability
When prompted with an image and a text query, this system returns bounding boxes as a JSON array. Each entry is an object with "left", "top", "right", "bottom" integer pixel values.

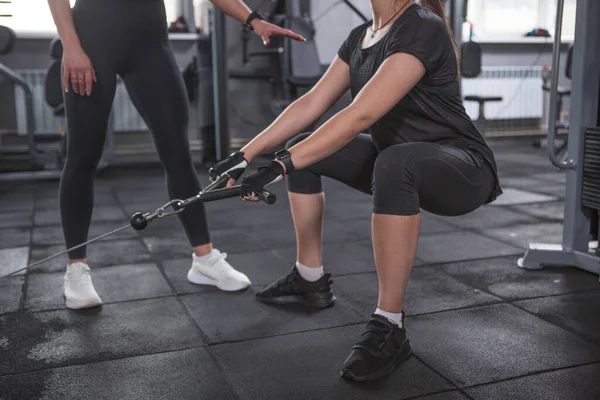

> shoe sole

[
  {"left": 64, "top": 296, "right": 103, "bottom": 310},
  {"left": 255, "top": 292, "right": 336, "bottom": 309},
  {"left": 187, "top": 270, "right": 250, "bottom": 292},
  {"left": 340, "top": 341, "right": 413, "bottom": 382}
]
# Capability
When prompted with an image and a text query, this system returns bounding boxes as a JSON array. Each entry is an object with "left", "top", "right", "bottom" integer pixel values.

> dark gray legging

[
  {"left": 60, "top": 0, "right": 210, "bottom": 258},
  {"left": 286, "top": 133, "right": 496, "bottom": 216}
]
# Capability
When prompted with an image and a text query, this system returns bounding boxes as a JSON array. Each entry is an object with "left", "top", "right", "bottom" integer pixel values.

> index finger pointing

[{"left": 284, "top": 29, "right": 306, "bottom": 42}]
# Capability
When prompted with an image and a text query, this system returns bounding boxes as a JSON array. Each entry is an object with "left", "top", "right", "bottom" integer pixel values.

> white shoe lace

[
  {"left": 204, "top": 252, "right": 231, "bottom": 273},
  {"left": 67, "top": 266, "right": 93, "bottom": 290}
]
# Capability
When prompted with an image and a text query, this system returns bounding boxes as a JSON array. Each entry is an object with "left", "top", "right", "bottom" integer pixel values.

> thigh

[
  {"left": 63, "top": 35, "right": 117, "bottom": 158},
  {"left": 121, "top": 40, "right": 189, "bottom": 154},
  {"left": 375, "top": 142, "right": 495, "bottom": 216},
  {"left": 296, "top": 133, "right": 379, "bottom": 195}
]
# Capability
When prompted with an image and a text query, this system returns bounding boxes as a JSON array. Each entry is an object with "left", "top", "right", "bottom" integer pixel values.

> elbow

[{"left": 344, "top": 105, "right": 378, "bottom": 133}]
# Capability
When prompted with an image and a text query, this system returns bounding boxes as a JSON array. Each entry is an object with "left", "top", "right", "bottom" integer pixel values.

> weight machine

[{"left": 518, "top": 0, "right": 600, "bottom": 279}]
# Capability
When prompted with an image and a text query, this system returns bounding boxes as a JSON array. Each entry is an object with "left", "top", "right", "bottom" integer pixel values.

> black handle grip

[
  {"left": 200, "top": 186, "right": 242, "bottom": 202},
  {"left": 255, "top": 189, "right": 277, "bottom": 204},
  {"left": 199, "top": 186, "right": 277, "bottom": 205}
]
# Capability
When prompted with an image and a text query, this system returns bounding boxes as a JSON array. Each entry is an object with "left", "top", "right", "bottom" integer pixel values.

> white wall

[{"left": 311, "top": 0, "right": 371, "bottom": 64}]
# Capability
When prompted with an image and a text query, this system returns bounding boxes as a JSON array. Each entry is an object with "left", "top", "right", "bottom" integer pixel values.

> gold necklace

[{"left": 369, "top": 0, "right": 412, "bottom": 38}]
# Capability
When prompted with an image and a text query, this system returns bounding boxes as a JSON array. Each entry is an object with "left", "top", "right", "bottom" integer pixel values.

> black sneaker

[
  {"left": 255, "top": 266, "right": 335, "bottom": 308},
  {"left": 340, "top": 314, "right": 412, "bottom": 382}
]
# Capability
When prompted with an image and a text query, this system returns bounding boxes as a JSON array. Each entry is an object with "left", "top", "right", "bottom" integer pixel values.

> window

[
  {"left": 0, "top": 0, "right": 179, "bottom": 34},
  {"left": 466, "top": 0, "right": 577, "bottom": 41}
]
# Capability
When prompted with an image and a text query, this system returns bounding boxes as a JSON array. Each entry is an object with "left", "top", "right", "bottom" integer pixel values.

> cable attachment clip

[{"left": 130, "top": 199, "right": 185, "bottom": 231}]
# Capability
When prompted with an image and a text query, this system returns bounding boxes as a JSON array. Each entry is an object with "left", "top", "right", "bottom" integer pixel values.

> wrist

[
  {"left": 244, "top": 10, "right": 264, "bottom": 31},
  {"left": 274, "top": 159, "right": 285, "bottom": 172},
  {"left": 250, "top": 19, "right": 262, "bottom": 31},
  {"left": 239, "top": 147, "right": 255, "bottom": 163},
  {"left": 62, "top": 39, "right": 82, "bottom": 54}
]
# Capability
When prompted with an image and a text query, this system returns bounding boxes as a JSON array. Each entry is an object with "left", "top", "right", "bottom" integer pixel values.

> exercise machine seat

[
  {"left": 0, "top": 25, "right": 16, "bottom": 55},
  {"left": 45, "top": 38, "right": 65, "bottom": 112},
  {"left": 49, "top": 37, "right": 63, "bottom": 59}
]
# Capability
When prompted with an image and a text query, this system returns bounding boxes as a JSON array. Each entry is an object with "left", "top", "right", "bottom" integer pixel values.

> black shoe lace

[{"left": 355, "top": 320, "right": 392, "bottom": 352}]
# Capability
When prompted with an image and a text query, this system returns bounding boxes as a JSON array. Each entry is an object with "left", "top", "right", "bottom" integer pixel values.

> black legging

[
  {"left": 60, "top": 0, "right": 210, "bottom": 258},
  {"left": 286, "top": 133, "right": 496, "bottom": 216}
]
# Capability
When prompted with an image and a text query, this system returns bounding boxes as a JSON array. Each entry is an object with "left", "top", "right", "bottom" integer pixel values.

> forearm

[
  {"left": 241, "top": 94, "right": 329, "bottom": 161},
  {"left": 287, "top": 106, "right": 371, "bottom": 170},
  {"left": 209, "top": 0, "right": 252, "bottom": 24},
  {"left": 47, "top": 0, "right": 81, "bottom": 50}
]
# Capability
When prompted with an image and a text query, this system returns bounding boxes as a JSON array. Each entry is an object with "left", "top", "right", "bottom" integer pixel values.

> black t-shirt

[{"left": 338, "top": 4, "right": 501, "bottom": 201}]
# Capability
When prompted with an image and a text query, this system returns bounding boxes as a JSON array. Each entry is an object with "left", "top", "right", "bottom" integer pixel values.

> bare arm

[
  {"left": 47, "top": 0, "right": 80, "bottom": 50},
  {"left": 209, "top": 0, "right": 304, "bottom": 43},
  {"left": 208, "top": 0, "right": 252, "bottom": 24},
  {"left": 241, "top": 57, "right": 351, "bottom": 161},
  {"left": 285, "top": 53, "right": 426, "bottom": 170},
  {"left": 48, "top": 0, "right": 96, "bottom": 95}
]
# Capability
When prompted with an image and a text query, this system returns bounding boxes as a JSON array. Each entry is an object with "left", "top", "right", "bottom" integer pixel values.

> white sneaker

[
  {"left": 63, "top": 262, "right": 103, "bottom": 310},
  {"left": 187, "top": 249, "right": 251, "bottom": 292}
]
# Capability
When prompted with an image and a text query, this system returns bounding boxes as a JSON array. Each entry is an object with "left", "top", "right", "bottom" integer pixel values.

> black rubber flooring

[{"left": 1, "top": 138, "right": 599, "bottom": 399}]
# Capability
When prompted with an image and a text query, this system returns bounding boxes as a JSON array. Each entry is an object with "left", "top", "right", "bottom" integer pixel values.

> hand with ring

[{"left": 62, "top": 44, "right": 97, "bottom": 96}]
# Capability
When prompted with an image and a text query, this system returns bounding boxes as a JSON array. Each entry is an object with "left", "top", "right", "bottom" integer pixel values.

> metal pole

[
  {"left": 562, "top": 0, "right": 600, "bottom": 252},
  {"left": 211, "top": 8, "right": 230, "bottom": 160}
]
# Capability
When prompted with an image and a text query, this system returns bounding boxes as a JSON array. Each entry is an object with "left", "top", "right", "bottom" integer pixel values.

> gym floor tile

[
  {"left": 407, "top": 303, "right": 600, "bottom": 387},
  {"left": 482, "top": 222, "right": 563, "bottom": 249},
  {"left": 211, "top": 204, "right": 294, "bottom": 228},
  {"left": 530, "top": 171, "right": 567, "bottom": 183},
  {"left": 441, "top": 256, "right": 600, "bottom": 301},
  {"left": 0, "top": 227, "right": 30, "bottom": 249},
  {"left": 161, "top": 258, "right": 218, "bottom": 295},
  {"left": 498, "top": 176, "right": 550, "bottom": 189},
  {"left": 0, "top": 247, "right": 29, "bottom": 277},
  {"left": 416, "top": 391, "right": 471, "bottom": 400},
  {"left": 490, "top": 188, "right": 557, "bottom": 206},
  {"left": 0, "top": 211, "right": 33, "bottom": 228},
  {"left": 438, "top": 206, "right": 539, "bottom": 230},
  {"left": 181, "top": 289, "right": 363, "bottom": 344},
  {"left": 0, "top": 297, "right": 205, "bottom": 374},
  {"left": 114, "top": 188, "right": 171, "bottom": 204},
  {"left": 509, "top": 201, "right": 564, "bottom": 221},
  {"left": 31, "top": 221, "right": 138, "bottom": 246},
  {"left": 529, "top": 183, "right": 567, "bottom": 198},
  {"left": 243, "top": 220, "right": 364, "bottom": 251},
  {"left": 514, "top": 290, "right": 600, "bottom": 345},
  {"left": 143, "top": 229, "right": 264, "bottom": 259},
  {"left": 274, "top": 240, "right": 426, "bottom": 275},
  {"left": 29, "top": 239, "right": 152, "bottom": 273},
  {"left": 334, "top": 269, "right": 501, "bottom": 318},
  {"left": 35, "top": 192, "right": 118, "bottom": 211},
  {"left": 418, "top": 212, "right": 461, "bottom": 234},
  {"left": 0, "top": 276, "right": 24, "bottom": 315},
  {"left": 466, "top": 363, "right": 600, "bottom": 400},
  {"left": 0, "top": 348, "right": 239, "bottom": 400},
  {"left": 209, "top": 324, "right": 454, "bottom": 400},
  {"left": 25, "top": 263, "right": 173, "bottom": 312},
  {"left": 416, "top": 231, "right": 521, "bottom": 264},
  {"left": 34, "top": 206, "right": 127, "bottom": 226}
]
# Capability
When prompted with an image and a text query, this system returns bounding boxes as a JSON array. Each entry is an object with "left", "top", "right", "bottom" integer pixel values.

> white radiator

[
  {"left": 14, "top": 69, "right": 147, "bottom": 135},
  {"left": 461, "top": 66, "right": 544, "bottom": 121},
  {"left": 14, "top": 66, "right": 544, "bottom": 135}
]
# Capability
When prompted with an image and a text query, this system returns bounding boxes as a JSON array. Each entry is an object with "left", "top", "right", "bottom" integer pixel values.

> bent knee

[{"left": 372, "top": 145, "right": 422, "bottom": 215}]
